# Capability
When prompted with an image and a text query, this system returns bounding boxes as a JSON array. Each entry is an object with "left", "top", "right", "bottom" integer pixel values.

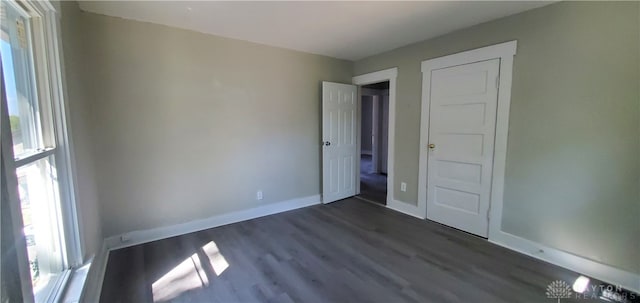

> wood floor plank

[{"left": 100, "top": 198, "right": 610, "bottom": 303}]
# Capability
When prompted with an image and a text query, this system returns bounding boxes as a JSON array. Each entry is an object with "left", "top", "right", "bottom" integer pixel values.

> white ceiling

[{"left": 78, "top": 1, "right": 552, "bottom": 61}]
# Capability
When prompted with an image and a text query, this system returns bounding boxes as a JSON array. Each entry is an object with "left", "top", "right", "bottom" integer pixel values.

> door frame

[
  {"left": 352, "top": 68, "right": 397, "bottom": 205},
  {"left": 418, "top": 41, "right": 517, "bottom": 236}
]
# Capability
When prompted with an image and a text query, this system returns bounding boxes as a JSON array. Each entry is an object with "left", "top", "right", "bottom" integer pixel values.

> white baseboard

[
  {"left": 78, "top": 243, "right": 109, "bottom": 303},
  {"left": 104, "top": 194, "right": 321, "bottom": 251},
  {"left": 387, "top": 199, "right": 425, "bottom": 219},
  {"left": 489, "top": 230, "right": 640, "bottom": 294}
]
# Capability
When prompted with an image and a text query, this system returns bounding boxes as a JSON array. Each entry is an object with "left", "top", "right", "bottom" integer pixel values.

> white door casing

[
  {"left": 322, "top": 82, "right": 358, "bottom": 203},
  {"left": 425, "top": 59, "right": 500, "bottom": 237},
  {"left": 352, "top": 68, "right": 398, "bottom": 210}
]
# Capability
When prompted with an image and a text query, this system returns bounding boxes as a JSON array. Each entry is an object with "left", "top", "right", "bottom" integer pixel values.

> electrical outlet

[
  {"left": 400, "top": 182, "right": 407, "bottom": 192},
  {"left": 256, "top": 190, "right": 263, "bottom": 200}
]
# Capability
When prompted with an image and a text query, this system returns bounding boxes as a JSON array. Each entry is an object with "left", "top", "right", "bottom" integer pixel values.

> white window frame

[{"left": 1, "top": 0, "right": 82, "bottom": 301}]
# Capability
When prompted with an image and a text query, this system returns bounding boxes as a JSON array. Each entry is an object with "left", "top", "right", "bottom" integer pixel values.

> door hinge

[{"left": 495, "top": 75, "right": 500, "bottom": 89}]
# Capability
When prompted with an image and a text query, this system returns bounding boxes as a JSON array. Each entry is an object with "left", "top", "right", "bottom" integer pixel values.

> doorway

[{"left": 358, "top": 82, "right": 389, "bottom": 205}]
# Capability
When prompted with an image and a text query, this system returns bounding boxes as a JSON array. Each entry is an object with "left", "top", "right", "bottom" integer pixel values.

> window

[{"left": 1, "top": 1, "right": 80, "bottom": 302}]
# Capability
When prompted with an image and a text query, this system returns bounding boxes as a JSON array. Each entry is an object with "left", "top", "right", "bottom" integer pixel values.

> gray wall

[
  {"left": 361, "top": 96, "right": 373, "bottom": 154},
  {"left": 380, "top": 91, "right": 389, "bottom": 173},
  {"left": 60, "top": 0, "right": 638, "bottom": 276},
  {"left": 79, "top": 11, "right": 352, "bottom": 237},
  {"left": 58, "top": 1, "right": 103, "bottom": 260},
  {"left": 354, "top": 1, "right": 639, "bottom": 273}
]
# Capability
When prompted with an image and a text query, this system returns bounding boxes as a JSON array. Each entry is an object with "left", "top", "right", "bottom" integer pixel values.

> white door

[
  {"left": 322, "top": 82, "right": 357, "bottom": 203},
  {"left": 426, "top": 59, "right": 500, "bottom": 237}
]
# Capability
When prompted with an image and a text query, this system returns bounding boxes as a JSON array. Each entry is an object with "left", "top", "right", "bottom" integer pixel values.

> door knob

[
  {"left": 428, "top": 143, "right": 435, "bottom": 149},
  {"left": 324, "top": 141, "right": 331, "bottom": 146}
]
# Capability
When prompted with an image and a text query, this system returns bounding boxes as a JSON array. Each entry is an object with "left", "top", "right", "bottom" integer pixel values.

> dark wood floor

[
  {"left": 100, "top": 198, "right": 603, "bottom": 303},
  {"left": 359, "top": 155, "right": 387, "bottom": 205}
]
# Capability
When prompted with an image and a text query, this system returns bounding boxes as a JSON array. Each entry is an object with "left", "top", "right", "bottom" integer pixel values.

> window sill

[
  {"left": 58, "top": 262, "right": 91, "bottom": 303},
  {"left": 33, "top": 270, "right": 67, "bottom": 303}
]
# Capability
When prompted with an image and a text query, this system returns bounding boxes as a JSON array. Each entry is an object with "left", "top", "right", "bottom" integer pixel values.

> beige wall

[
  {"left": 58, "top": 1, "right": 103, "bottom": 260},
  {"left": 354, "top": 1, "right": 639, "bottom": 273},
  {"left": 78, "top": 11, "right": 352, "bottom": 237}
]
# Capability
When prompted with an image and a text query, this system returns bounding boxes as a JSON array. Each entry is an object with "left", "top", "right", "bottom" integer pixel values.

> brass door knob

[{"left": 428, "top": 143, "right": 435, "bottom": 149}]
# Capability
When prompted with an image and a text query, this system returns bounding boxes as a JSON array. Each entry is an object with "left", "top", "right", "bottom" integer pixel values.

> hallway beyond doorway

[{"left": 359, "top": 155, "right": 387, "bottom": 205}]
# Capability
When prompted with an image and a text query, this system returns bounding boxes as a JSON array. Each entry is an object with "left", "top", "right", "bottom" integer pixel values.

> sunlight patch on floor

[
  {"left": 152, "top": 241, "right": 229, "bottom": 302},
  {"left": 202, "top": 241, "right": 229, "bottom": 275}
]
